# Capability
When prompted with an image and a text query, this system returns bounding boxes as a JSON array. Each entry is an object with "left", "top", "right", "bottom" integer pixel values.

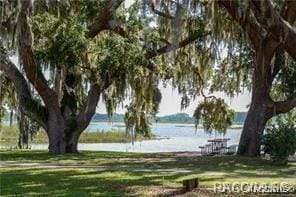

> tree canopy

[{"left": 0, "top": 0, "right": 295, "bottom": 155}]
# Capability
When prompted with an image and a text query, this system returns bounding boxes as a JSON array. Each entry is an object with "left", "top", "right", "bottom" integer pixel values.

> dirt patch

[
  {"left": 173, "top": 152, "right": 202, "bottom": 158},
  {"left": 127, "top": 185, "right": 183, "bottom": 196},
  {"left": 127, "top": 186, "right": 247, "bottom": 197}
]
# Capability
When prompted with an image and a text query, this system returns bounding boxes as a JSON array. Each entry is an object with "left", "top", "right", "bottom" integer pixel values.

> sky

[{"left": 96, "top": 84, "right": 251, "bottom": 116}]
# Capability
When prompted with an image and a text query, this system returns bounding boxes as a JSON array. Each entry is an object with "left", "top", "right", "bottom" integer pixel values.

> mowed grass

[{"left": 0, "top": 150, "right": 295, "bottom": 196}]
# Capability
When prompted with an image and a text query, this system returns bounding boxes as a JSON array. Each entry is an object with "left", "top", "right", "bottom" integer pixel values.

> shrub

[{"left": 262, "top": 122, "right": 296, "bottom": 165}]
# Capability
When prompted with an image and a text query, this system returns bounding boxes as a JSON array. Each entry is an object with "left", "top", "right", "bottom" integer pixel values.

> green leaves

[
  {"left": 33, "top": 13, "right": 89, "bottom": 69},
  {"left": 0, "top": 43, "right": 8, "bottom": 54},
  {"left": 193, "top": 98, "right": 235, "bottom": 134},
  {"left": 262, "top": 121, "right": 296, "bottom": 165},
  {"left": 277, "top": 58, "right": 296, "bottom": 96},
  {"left": 124, "top": 86, "right": 161, "bottom": 139},
  {"left": 31, "top": 5, "right": 160, "bottom": 141},
  {"left": 210, "top": 46, "right": 253, "bottom": 97}
]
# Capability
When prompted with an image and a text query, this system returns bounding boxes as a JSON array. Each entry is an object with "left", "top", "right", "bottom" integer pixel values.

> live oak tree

[
  {"left": 0, "top": 0, "right": 156, "bottom": 154},
  {"left": 148, "top": 0, "right": 296, "bottom": 156},
  {"left": 217, "top": 0, "right": 296, "bottom": 156},
  {"left": 0, "top": 0, "right": 199, "bottom": 154}
]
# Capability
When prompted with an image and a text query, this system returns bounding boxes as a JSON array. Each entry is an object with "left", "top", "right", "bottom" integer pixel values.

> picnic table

[
  {"left": 208, "top": 138, "right": 230, "bottom": 154},
  {"left": 199, "top": 138, "right": 234, "bottom": 155}
]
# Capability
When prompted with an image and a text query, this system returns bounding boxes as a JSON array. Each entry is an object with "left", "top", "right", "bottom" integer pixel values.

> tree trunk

[
  {"left": 237, "top": 80, "right": 271, "bottom": 156},
  {"left": 48, "top": 133, "right": 66, "bottom": 155},
  {"left": 47, "top": 129, "right": 81, "bottom": 154},
  {"left": 237, "top": 103, "right": 267, "bottom": 156},
  {"left": 65, "top": 131, "right": 80, "bottom": 153},
  {"left": 236, "top": 36, "right": 279, "bottom": 157},
  {"left": 47, "top": 119, "right": 81, "bottom": 154},
  {"left": 47, "top": 117, "right": 66, "bottom": 155}
]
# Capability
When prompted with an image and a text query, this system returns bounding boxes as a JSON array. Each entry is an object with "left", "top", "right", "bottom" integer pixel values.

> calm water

[{"left": 31, "top": 122, "right": 242, "bottom": 153}]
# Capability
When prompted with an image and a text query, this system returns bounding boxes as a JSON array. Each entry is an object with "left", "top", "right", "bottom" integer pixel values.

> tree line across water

[
  {"left": 92, "top": 112, "right": 247, "bottom": 124},
  {"left": 2, "top": 111, "right": 247, "bottom": 124}
]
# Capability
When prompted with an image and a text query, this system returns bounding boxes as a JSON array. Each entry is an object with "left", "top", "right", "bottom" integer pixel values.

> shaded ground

[{"left": 0, "top": 150, "right": 295, "bottom": 196}]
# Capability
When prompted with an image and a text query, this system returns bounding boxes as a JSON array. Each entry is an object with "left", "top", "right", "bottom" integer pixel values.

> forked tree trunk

[
  {"left": 236, "top": 36, "right": 279, "bottom": 157},
  {"left": 218, "top": 0, "right": 296, "bottom": 157},
  {"left": 1, "top": 0, "right": 112, "bottom": 156},
  {"left": 48, "top": 128, "right": 82, "bottom": 154},
  {"left": 47, "top": 119, "right": 81, "bottom": 154}
]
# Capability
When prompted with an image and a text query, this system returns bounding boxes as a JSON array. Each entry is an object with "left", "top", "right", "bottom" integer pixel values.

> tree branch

[
  {"left": 151, "top": 0, "right": 175, "bottom": 19},
  {"left": 0, "top": 53, "right": 48, "bottom": 130},
  {"left": 18, "top": 0, "right": 59, "bottom": 109},
  {"left": 146, "top": 32, "right": 203, "bottom": 59},
  {"left": 76, "top": 84, "right": 101, "bottom": 130},
  {"left": 250, "top": 0, "right": 296, "bottom": 59},
  {"left": 281, "top": 0, "right": 296, "bottom": 24},
  {"left": 218, "top": 0, "right": 263, "bottom": 50},
  {"left": 86, "top": 0, "right": 126, "bottom": 38},
  {"left": 76, "top": 81, "right": 112, "bottom": 132},
  {"left": 266, "top": 1, "right": 296, "bottom": 85},
  {"left": 152, "top": 9, "right": 175, "bottom": 19},
  {"left": 273, "top": 94, "right": 296, "bottom": 115}
]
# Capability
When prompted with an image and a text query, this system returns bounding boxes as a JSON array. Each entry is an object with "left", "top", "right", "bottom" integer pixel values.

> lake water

[{"left": 32, "top": 122, "right": 242, "bottom": 153}]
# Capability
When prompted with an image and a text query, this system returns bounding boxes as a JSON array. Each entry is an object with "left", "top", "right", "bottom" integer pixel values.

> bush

[{"left": 262, "top": 122, "right": 296, "bottom": 165}]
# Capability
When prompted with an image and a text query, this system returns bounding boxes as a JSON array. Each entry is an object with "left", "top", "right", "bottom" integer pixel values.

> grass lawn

[{"left": 0, "top": 150, "right": 295, "bottom": 196}]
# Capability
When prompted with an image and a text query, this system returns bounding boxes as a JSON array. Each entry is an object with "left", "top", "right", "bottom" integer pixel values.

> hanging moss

[
  {"left": 17, "top": 110, "right": 40, "bottom": 149},
  {"left": 23, "top": 97, "right": 48, "bottom": 122},
  {"left": 193, "top": 98, "right": 235, "bottom": 134}
]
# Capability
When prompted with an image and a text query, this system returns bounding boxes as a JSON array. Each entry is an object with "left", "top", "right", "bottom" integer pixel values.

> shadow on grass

[{"left": 0, "top": 150, "right": 295, "bottom": 196}]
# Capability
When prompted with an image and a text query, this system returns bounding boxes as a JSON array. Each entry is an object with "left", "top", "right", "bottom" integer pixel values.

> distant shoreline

[
  {"left": 91, "top": 112, "right": 247, "bottom": 124},
  {"left": 1, "top": 121, "right": 244, "bottom": 130},
  {"left": 90, "top": 121, "right": 244, "bottom": 129}
]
